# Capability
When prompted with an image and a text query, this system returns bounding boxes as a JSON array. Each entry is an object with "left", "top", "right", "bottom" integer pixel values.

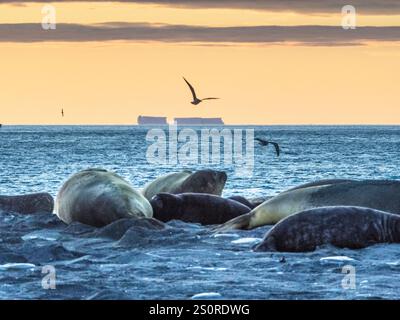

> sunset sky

[{"left": 1, "top": 1, "right": 399, "bottom": 125}]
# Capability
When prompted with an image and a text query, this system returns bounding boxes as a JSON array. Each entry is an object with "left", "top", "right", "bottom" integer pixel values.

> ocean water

[{"left": 1, "top": 125, "right": 400, "bottom": 299}]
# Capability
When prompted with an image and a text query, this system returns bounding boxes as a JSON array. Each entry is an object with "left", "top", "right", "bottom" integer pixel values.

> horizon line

[{"left": 2, "top": 123, "right": 400, "bottom": 126}]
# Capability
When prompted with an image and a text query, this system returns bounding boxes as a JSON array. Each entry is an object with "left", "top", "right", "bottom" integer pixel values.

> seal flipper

[{"left": 212, "top": 212, "right": 253, "bottom": 233}]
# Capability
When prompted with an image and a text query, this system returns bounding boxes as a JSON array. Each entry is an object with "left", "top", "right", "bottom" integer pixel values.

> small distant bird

[
  {"left": 183, "top": 77, "right": 219, "bottom": 105},
  {"left": 255, "top": 137, "right": 280, "bottom": 157},
  {"left": 61, "top": 109, "right": 64, "bottom": 117}
]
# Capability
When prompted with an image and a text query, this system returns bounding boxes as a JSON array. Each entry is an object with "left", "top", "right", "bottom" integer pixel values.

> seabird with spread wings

[
  {"left": 255, "top": 138, "right": 280, "bottom": 157},
  {"left": 183, "top": 77, "right": 219, "bottom": 105}
]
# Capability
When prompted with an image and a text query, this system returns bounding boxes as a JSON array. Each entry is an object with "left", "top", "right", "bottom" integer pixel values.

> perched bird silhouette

[
  {"left": 61, "top": 109, "right": 64, "bottom": 117},
  {"left": 255, "top": 138, "right": 280, "bottom": 157},
  {"left": 183, "top": 77, "right": 219, "bottom": 105}
]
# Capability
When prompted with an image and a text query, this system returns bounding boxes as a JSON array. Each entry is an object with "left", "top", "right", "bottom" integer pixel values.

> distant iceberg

[
  {"left": 174, "top": 117, "right": 224, "bottom": 125},
  {"left": 137, "top": 116, "right": 168, "bottom": 125},
  {"left": 137, "top": 116, "right": 224, "bottom": 125}
]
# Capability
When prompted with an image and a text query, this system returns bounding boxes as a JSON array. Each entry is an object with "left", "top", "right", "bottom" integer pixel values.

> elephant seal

[
  {"left": 227, "top": 196, "right": 255, "bottom": 209},
  {"left": 0, "top": 193, "right": 54, "bottom": 214},
  {"left": 284, "top": 179, "right": 354, "bottom": 192},
  {"left": 254, "top": 206, "right": 400, "bottom": 252},
  {"left": 142, "top": 169, "right": 227, "bottom": 201},
  {"left": 247, "top": 196, "right": 274, "bottom": 208},
  {"left": 215, "top": 180, "right": 400, "bottom": 231},
  {"left": 150, "top": 193, "right": 251, "bottom": 225},
  {"left": 56, "top": 168, "right": 153, "bottom": 227},
  {"left": 239, "top": 180, "right": 352, "bottom": 210},
  {"left": 243, "top": 180, "right": 353, "bottom": 209}
]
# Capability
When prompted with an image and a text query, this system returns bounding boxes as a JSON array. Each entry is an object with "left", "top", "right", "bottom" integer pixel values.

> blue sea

[{"left": 1, "top": 125, "right": 400, "bottom": 300}]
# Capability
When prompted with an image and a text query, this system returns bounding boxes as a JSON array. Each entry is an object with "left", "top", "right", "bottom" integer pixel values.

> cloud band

[{"left": 1, "top": 23, "right": 399, "bottom": 45}]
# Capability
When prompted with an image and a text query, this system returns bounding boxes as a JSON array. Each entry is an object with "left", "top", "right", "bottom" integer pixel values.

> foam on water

[
  {"left": 320, "top": 256, "right": 356, "bottom": 263},
  {"left": 22, "top": 230, "right": 59, "bottom": 241},
  {"left": 231, "top": 237, "right": 262, "bottom": 244},
  {"left": 191, "top": 292, "right": 222, "bottom": 299},
  {"left": 0, "top": 263, "right": 36, "bottom": 271}
]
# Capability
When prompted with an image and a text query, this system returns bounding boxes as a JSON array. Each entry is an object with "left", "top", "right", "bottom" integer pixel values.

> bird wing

[
  {"left": 255, "top": 137, "right": 267, "bottom": 144},
  {"left": 183, "top": 77, "right": 198, "bottom": 100},
  {"left": 202, "top": 97, "right": 220, "bottom": 100},
  {"left": 271, "top": 142, "right": 280, "bottom": 157}
]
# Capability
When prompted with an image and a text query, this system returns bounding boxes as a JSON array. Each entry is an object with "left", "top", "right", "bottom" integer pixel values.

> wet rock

[{"left": 0, "top": 193, "right": 54, "bottom": 214}]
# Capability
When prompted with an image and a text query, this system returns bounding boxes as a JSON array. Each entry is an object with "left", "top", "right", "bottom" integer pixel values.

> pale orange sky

[{"left": 0, "top": 2, "right": 399, "bottom": 125}]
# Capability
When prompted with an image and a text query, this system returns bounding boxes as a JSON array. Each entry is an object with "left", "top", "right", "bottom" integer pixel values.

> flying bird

[
  {"left": 255, "top": 138, "right": 280, "bottom": 157},
  {"left": 61, "top": 108, "right": 64, "bottom": 117},
  {"left": 183, "top": 77, "right": 219, "bottom": 105}
]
